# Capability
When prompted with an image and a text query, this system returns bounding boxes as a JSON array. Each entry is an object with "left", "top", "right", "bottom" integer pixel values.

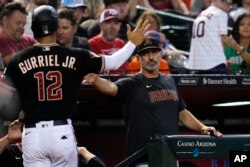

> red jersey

[
  {"left": 0, "top": 31, "right": 36, "bottom": 65},
  {"left": 88, "top": 34, "right": 127, "bottom": 75}
]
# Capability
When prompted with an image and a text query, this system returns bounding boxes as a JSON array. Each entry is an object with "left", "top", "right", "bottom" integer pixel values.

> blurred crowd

[{"left": 0, "top": 0, "right": 250, "bottom": 75}]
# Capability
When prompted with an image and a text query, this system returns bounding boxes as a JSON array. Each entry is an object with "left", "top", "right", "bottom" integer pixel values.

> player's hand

[
  {"left": 201, "top": 126, "right": 223, "bottom": 137},
  {"left": 82, "top": 73, "right": 99, "bottom": 85},
  {"left": 127, "top": 19, "right": 150, "bottom": 46},
  {"left": 7, "top": 119, "right": 22, "bottom": 142}
]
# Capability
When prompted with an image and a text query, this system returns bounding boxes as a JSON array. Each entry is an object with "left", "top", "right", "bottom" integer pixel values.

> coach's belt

[{"left": 25, "top": 120, "right": 68, "bottom": 128}]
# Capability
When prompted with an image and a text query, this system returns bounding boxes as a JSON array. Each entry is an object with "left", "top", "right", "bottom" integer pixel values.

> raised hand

[{"left": 127, "top": 19, "right": 150, "bottom": 46}]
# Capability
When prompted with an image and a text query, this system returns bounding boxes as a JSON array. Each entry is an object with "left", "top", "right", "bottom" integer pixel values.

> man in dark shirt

[{"left": 83, "top": 30, "right": 223, "bottom": 166}]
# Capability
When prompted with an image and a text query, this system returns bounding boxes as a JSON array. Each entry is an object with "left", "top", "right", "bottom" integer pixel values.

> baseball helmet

[{"left": 31, "top": 5, "right": 59, "bottom": 38}]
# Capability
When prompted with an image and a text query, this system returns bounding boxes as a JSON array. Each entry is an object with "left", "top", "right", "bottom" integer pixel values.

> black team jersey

[
  {"left": 115, "top": 73, "right": 186, "bottom": 157},
  {"left": 4, "top": 44, "right": 103, "bottom": 124}
]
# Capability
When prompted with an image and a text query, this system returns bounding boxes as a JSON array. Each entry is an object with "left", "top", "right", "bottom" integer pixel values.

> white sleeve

[{"left": 103, "top": 41, "right": 136, "bottom": 71}]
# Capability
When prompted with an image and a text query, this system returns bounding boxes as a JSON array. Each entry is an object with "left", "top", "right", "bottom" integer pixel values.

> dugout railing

[{"left": 114, "top": 134, "right": 250, "bottom": 167}]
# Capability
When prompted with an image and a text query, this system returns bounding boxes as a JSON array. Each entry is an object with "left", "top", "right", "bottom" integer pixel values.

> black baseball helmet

[{"left": 31, "top": 5, "right": 59, "bottom": 38}]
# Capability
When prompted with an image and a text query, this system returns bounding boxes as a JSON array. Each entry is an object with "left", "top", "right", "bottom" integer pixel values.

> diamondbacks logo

[{"left": 148, "top": 89, "right": 178, "bottom": 103}]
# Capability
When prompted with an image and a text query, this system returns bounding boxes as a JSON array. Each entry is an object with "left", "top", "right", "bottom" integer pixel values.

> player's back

[{"left": 5, "top": 44, "right": 103, "bottom": 124}]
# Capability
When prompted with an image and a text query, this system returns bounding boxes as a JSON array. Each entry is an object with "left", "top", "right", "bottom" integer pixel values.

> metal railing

[{"left": 114, "top": 145, "right": 148, "bottom": 167}]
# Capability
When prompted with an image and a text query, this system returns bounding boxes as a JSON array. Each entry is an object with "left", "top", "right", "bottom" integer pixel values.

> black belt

[{"left": 25, "top": 120, "right": 68, "bottom": 128}]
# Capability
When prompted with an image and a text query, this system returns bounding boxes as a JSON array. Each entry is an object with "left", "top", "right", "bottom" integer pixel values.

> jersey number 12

[{"left": 34, "top": 71, "right": 63, "bottom": 101}]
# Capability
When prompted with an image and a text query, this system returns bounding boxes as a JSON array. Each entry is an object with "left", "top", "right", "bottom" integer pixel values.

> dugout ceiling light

[{"left": 212, "top": 101, "right": 250, "bottom": 107}]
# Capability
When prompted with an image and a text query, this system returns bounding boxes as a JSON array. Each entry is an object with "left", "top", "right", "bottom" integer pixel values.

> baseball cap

[
  {"left": 136, "top": 30, "right": 162, "bottom": 55},
  {"left": 99, "top": 9, "right": 120, "bottom": 23},
  {"left": 61, "top": 0, "right": 87, "bottom": 8}
]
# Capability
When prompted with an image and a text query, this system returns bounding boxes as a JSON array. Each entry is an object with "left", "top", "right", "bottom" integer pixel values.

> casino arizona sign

[{"left": 177, "top": 140, "right": 216, "bottom": 147}]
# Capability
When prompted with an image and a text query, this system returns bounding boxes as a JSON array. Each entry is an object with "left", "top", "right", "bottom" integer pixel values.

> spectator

[
  {"left": 83, "top": 32, "right": 223, "bottom": 167},
  {"left": 185, "top": 0, "right": 231, "bottom": 74},
  {"left": 0, "top": 120, "right": 106, "bottom": 167},
  {"left": 137, "top": 0, "right": 190, "bottom": 15},
  {"left": 87, "top": 0, "right": 134, "bottom": 41},
  {"left": 229, "top": 0, "right": 250, "bottom": 22},
  {"left": 88, "top": 8, "right": 127, "bottom": 75},
  {"left": 191, "top": 0, "right": 234, "bottom": 33},
  {"left": 61, "top": 0, "right": 89, "bottom": 38},
  {"left": 224, "top": 13, "right": 250, "bottom": 74},
  {"left": 0, "top": 2, "right": 36, "bottom": 66},
  {"left": 57, "top": 7, "right": 90, "bottom": 49}
]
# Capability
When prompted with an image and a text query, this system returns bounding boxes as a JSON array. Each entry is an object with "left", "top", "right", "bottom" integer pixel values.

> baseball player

[
  {"left": 0, "top": 5, "right": 149, "bottom": 167},
  {"left": 0, "top": 120, "right": 106, "bottom": 167}
]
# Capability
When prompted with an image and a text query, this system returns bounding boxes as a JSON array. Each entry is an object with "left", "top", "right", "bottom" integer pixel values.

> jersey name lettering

[
  {"left": 18, "top": 55, "right": 76, "bottom": 74},
  {"left": 148, "top": 89, "right": 178, "bottom": 103}
]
